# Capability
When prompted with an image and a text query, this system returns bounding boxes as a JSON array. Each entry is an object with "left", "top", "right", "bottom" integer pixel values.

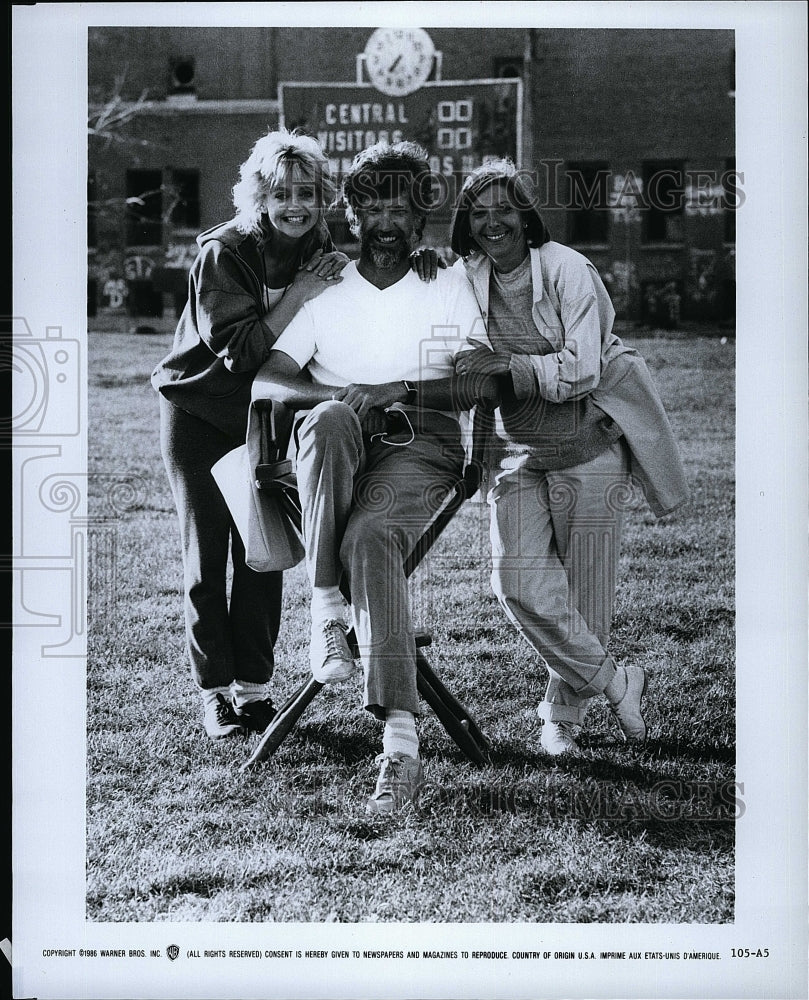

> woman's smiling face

[
  {"left": 468, "top": 180, "right": 528, "bottom": 272},
  {"left": 264, "top": 174, "right": 319, "bottom": 240}
]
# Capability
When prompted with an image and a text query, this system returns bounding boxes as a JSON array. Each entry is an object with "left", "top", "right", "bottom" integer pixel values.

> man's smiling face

[{"left": 356, "top": 191, "right": 419, "bottom": 270}]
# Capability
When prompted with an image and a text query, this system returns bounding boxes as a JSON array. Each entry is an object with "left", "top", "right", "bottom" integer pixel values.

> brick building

[{"left": 88, "top": 26, "right": 736, "bottom": 327}]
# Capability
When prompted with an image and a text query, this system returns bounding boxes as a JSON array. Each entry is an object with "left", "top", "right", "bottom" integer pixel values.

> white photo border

[{"left": 11, "top": 3, "right": 808, "bottom": 999}]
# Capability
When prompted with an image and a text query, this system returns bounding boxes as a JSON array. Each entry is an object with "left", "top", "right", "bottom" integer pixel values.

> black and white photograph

[{"left": 10, "top": 3, "right": 807, "bottom": 999}]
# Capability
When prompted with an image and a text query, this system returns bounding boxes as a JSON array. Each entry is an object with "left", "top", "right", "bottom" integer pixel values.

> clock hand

[{"left": 387, "top": 54, "right": 403, "bottom": 72}]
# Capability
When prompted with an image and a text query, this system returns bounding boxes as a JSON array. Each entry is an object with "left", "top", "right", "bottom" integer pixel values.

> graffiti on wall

[
  {"left": 601, "top": 261, "right": 639, "bottom": 318},
  {"left": 689, "top": 250, "right": 719, "bottom": 305},
  {"left": 165, "top": 242, "right": 198, "bottom": 269},
  {"left": 89, "top": 249, "right": 126, "bottom": 312},
  {"left": 608, "top": 174, "right": 644, "bottom": 224},
  {"left": 102, "top": 278, "right": 127, "bottom": 310},
  {"left": 684, "top": 179, "right": 725, "bottom": 217},
  {"left": 88, "top": 243, "right": 197, "bottom": 318},
  {"left": 124, "top": 253, "right": 156, "bottom": 281}
]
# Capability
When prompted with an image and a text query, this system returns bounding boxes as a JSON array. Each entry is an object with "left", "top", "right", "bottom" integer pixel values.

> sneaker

[
  {"left": 203, "top": 692, "right": 244, "bottom": 739},
  {"left": 540, "top": 720, "right": 581, "bottom": 756},
  {"left": 310, "top": 619, "right": 356, "bottom": 683},
  {"left": 607, "top": 663, "right": 648, "bottom": 742},
  {"left": 233, "top": 697, "right": 277, "bottom": 734},
  {"left": 365, "top": 753, "right": 424, "bottom": 816}
]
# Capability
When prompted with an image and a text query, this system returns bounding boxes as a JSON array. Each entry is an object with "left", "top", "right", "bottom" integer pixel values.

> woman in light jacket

[{"left": 450, "top": 158, "right": 688, "bottom": 755}]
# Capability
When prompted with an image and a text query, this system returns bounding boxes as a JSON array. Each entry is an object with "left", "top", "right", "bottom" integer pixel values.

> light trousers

[
  {"left": 295, "top": 400, "right": 463, "bottom": 719},
  {"left": 488, "top": 439, "right": 631, "bottom": 724}
]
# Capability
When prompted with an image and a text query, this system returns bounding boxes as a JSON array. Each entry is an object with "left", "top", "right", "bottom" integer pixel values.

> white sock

[
  {"left": 231, "top": 679, "right": 271, "bottom": 709},
  {"left": 382, "top": 710, "right": 419, "bottom": 759},
  {"left": 311, "top": 585, "right": 347, "bottom": 623},
  {"left": 201, "top": 685, "right": 231, "bottom": 707}
]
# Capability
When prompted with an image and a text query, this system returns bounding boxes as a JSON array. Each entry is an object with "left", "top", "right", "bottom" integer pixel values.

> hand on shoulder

[
  {"left": 409, "top": 247, "right": 450, "bottom": 283},
  {"left": 290, "top": 250, "right": 349, "bottom": 304},
  {"left": 300, "top": 249, "right": 350, "bottom": 280}
]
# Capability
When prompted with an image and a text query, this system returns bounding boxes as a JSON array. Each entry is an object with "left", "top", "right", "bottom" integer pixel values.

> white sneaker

[
  {"left": 607, "top": 663, "right": 648, "bottom": 742},
  {"left": 310, "top": 619, "right": 356, "bottom": 683},
  {"left": 202, "top": 691, "right": 244, "bottom": 739},
  {"left": 366, "top": 753, "right": 424, "bottom": 815},
  {"left": 540, "top": 720, "right": 581, "bottom": 756}
]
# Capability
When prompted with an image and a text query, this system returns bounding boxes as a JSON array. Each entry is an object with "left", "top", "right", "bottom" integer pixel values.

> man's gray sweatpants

[{"left": 295, "top": 400, "right": 463, "bottom": 719}]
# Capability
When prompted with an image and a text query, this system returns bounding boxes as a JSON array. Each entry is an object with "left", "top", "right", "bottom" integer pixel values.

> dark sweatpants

[{"left": 159, "top": 396, "right": 282, "bottom": 690}]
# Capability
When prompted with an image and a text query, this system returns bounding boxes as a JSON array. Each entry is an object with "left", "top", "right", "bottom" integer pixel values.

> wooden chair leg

[
  {"left": 416, "top": 653, "right": 490, "bottom": 754},
  {"left": 242, "top": 620, "right": 362, "bottom": 768},
  {"left": 241, "top": 676, "right": 323, "bottom": 770},
  {"left": 242, "top": 639, "right": 490, "bottom": 769},
  {"left": 416, "top": 651, "right": 490, "bottom": 765}
]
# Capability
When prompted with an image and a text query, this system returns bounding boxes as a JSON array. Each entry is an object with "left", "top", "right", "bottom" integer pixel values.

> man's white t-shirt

[{"left": 272, "top": 260, "right": 487, "bottom": 387}]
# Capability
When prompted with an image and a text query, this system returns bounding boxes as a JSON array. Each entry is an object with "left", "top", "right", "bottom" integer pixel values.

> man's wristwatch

[{"left": 402, "top": 380, "right": 418, "bottom": 405}]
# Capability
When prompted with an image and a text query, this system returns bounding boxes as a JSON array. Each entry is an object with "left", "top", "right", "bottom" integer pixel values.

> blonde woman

[{"left": 152, "top": 130, "right": 348, "bottom": 739}]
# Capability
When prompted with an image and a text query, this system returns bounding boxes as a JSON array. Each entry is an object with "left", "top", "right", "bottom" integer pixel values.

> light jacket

[{"left": 457, "top": 245, "right": 690, "bottom": 517}]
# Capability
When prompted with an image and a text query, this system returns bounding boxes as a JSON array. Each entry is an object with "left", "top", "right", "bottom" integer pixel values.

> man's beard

[{"left": 361, "top": 234, "right": 410, "bottom": 270}]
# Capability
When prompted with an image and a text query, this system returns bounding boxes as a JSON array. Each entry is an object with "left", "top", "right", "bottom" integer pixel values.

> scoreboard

[{"left": 279, "top": 80, "right": 522, "bottom": 218}]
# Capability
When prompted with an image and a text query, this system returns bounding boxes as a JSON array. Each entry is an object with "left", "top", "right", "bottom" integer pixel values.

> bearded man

[{"left": 252, "top": 140, "right": 494, "bottom": 813}]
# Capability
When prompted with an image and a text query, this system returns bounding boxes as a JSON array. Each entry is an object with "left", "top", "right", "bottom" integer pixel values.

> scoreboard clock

[{"left": 363, "top": 27, "right": 436, "bottom": 96}]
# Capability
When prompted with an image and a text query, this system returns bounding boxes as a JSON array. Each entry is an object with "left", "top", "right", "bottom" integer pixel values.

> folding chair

[{"left": 241, "top": 398, "right": 491, "bottom": 771}]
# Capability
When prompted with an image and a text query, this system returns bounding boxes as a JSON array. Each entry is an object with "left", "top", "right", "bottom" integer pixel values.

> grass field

[{"left": 86, "top": 330, "right": 735, "bottom": 923}]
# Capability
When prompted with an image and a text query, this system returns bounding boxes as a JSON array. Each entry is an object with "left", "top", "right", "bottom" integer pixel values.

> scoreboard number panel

[{"left": 279, "top": 80, "right": 522, "bottom": 197}]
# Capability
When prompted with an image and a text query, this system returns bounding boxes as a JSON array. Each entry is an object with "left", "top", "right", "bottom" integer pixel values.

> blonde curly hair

[{"left": 232, "top": 129, "right": 337, "bottom": 239}]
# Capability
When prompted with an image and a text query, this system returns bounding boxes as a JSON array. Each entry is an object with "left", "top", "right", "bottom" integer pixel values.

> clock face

[{"left": 364, "top": 27, "right": 435, "bottom": 96}]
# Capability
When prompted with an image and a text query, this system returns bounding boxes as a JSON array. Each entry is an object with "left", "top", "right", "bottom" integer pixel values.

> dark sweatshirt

[{"left": 151, "top": 217, "right": 332, "bottom": 439}]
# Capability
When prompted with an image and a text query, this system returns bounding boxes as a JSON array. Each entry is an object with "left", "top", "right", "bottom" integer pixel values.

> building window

[
  {"left": 170, "top": 57, "right": 196, "bottom": 94},
  {"left": 168, "top": 169, "right": 200, "bottom": 229},
  {"left": 642, "top": 161, "right": 684, "bottom": 243},
  {"left": 87, "top": 170, "right": 97, "bottom": 248},
  {"left": 723, "top": 157, "right": 736, "bottom": 244},
  {"left": 567, "top": 161, "right": 610, "bottom": 245},
  {"left": 492, "top": 56, "right": 522, "bottom": 79},
  {"left": 125, "top": 169, "right": 163, "bottom": 246}
]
